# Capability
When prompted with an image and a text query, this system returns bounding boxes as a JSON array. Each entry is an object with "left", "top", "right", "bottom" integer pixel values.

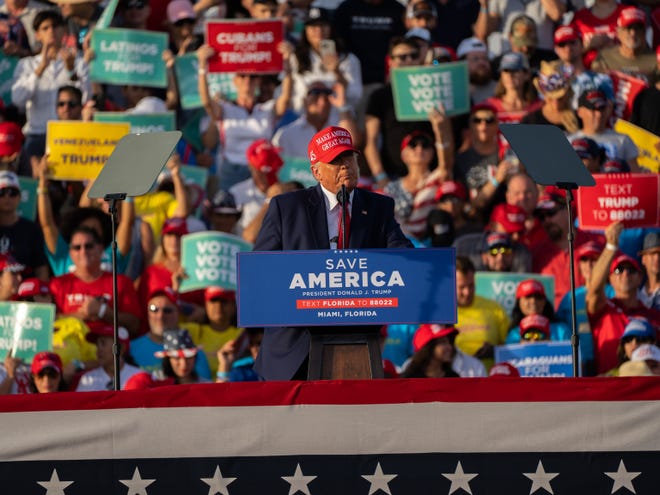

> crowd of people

[{"left": 0, "top": 0, "right": 659, "bottom": 392}]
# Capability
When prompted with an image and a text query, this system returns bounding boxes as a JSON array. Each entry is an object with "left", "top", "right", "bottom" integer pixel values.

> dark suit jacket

[{"left": 253, "top": 184, "right": 413, "bottom": 380}]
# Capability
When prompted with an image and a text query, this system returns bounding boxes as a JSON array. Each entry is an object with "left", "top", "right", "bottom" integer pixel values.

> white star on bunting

[
  {"left": 201, "top": 466, "right": 237, "bottom": 495},
  {"left": 37, "top": 469, "right": 74, "bottom": 495},
  {"left": 361, "top": 462, "right": 397, "bottom": 495},
  {"left": 523, "top": 461, "right": 559, "bottom": 494},
  {"left": 282, "top": 463, "right": 317, "bottom": 495},
  {"left": 119, "top": 467, "right": 156, "bottom": 495},
  {"left": 605, "top": 460, "right": 641, "bottom": 494},
  {"left": 441, "top": 461, "right": 478, "bottom": 495}
]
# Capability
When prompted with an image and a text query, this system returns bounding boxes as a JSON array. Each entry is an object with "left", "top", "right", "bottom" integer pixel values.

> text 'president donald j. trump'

[{"left": 253, "top": 126, "right": 414, "bottom": 381}]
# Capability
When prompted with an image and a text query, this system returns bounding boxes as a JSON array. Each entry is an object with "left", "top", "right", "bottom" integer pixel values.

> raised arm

[
  {"left": 586, "top": 221, "right": 622, "bottom": 316},
  {"left": 35, "top": 156, "right": 59, "bottom": 254}
]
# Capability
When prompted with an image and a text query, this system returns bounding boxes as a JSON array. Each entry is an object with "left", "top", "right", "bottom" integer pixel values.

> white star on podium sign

[
  {"left": 605, "top": 460, "right": 641, "bottom": 494},
  {"left": 282, "top": 463, "right": 317, "bottom": 495},
  {"left": 201, "top": 466, "right": 237, "bottom": 495},
  {"left": 37, "top": 469, "right": 74, "bottom": 495},
  {"left": 442, "top": 461, "right": 478, "bottom": 495},
  {"left": 361, "top": 462, "right": 397, "bottom": 495},
  {"left": 523, "top": 461, "right": 559, "bottom": 494},
  {"left": 119, "top": 467, "right": 156, "bottom": 495}
]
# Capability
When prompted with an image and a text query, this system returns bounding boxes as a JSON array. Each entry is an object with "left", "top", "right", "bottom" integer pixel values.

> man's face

[
  {"left": 539, "top": 207, "right": 567, "bottom": 242},
  {"left": 311, "top": 151, "right": 359, "bottom": 194},
  {"left": 56, "top": 91, "right": 82, "bottom": 120},
  {"left": 250, "top": 1, "right": 277, "bottom": 18},
  {"left": 456, "top": 270, "right": 475, "bottom": 307},
  {"left": 389, "top": 42, "right": 421, "bottom": 69},
  {"left": 147, "top": 295, "right": 179, "bottom": 337},
  {"left": 610, "top": 263, "right": 642, "bottom": 298},
  {"left": 466, "top": 51, "right": 491, "bottom": 85},
  {"left": 578, "top": 105, "right": 607, "bottom": 133},
  {"left": 95, "top": 336, "right": 114, "bottom": 367},
  {"left": 34, "top": 18, "right": 64, "bottom": 48},
  {"left": 470, "top": 110, "right": 498, "bottom": 143},
  {"left": 123, "top": 1, "right": 151, "bottom": 28},
  {"left": 617, "top": 24, "right": 645, "bottom": 51},
  {"left": 482, "top": 245, "right": 514, "bottom": 272},
  {"left": 506, "top": 175, "right": 538, "bottom": 214},
  {"left": 578, "top": 256, "right": 597, "bottom": 281},
  {"left": 69, "top": 232, "right": 102, "bottom": 272},
  {"left": 0, "top": 185, "right": 20, "bottom": 215},
  {"left": 554, "top": 38, "right": 582, "bottom": 64},
  {"left": 305, "top": 84, "right": 333, "bottom": 121},
  {"left": 642, "top": 249, "right": 660, "bottom": 278}
]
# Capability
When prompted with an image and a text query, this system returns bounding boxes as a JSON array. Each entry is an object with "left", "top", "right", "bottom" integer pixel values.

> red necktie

[{"left": 338, "top": 205, "right": 351, "bottom": 249}]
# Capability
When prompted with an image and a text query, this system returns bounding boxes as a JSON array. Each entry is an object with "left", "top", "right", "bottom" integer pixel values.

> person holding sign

[
  {"left": 197, "top": 43, "right": 292, "bottom": 190},
  {"left": 253, "top": 125, "right": 413, "bottom": 380},
  {"left": 505, "top": 279, "right": 570, "bottom": 344},
  {"left": 586, "top": 221, "right": 660, "bottom": 375}
]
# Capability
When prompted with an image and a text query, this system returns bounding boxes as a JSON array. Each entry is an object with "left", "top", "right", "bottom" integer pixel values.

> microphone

[{"left": 337, "top": 185, "right": 347, "bottom": 249}]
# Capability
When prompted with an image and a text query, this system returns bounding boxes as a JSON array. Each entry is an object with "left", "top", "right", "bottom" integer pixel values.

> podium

[{"left": 308, "top": 331, "right": 384, "bottom": 379}]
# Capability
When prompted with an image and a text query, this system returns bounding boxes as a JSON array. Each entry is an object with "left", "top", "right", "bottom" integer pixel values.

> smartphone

[{"left": 319, "top": 39, "right": 336, "bottom": 58}]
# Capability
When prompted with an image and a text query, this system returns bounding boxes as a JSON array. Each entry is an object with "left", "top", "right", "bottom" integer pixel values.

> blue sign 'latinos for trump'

[{"left": 237, "top": 248, "right": 456, "bottom": 327}]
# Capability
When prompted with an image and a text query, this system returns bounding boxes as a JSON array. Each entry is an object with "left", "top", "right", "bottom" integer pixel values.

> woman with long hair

[
  {"left": 521, "top": 60, "right": 579, "bottom": 134},
  {"left": 29, "top": 352, "right": 68, "bottom": 393},
  {"left": 157, "top": 329, "right": 208, "bottom": 385},
  {"left": 483, "top": 52, "right": 541, "bottom": 124},
  {"left": 506, "top": 279, "right": 571, "bottom": 343}
]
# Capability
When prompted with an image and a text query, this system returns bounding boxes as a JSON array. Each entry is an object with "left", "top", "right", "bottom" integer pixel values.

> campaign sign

[
  {"left": 614, "top": 119, "right": 660, "bottom": 173},
  {"left": 46, "top": 121, "right": 131, "bottom": 180},
  {"left": 279, "top": 156, "right": 316, "bottom": 188},
  {"left": 17, "top": 177, "right": 38, "bottom": 221},
  {"left": 237, "top": 248, "right": 456, "bottom": 327},
  {"left": 95, "top": 0, "right": 119, "bottom": 30},
  {"left": 180, "top": 165, "right": 209, "bottom": 218},
  {"left": 179, "top": 231, "right": 253, "bottom": 292},
  {"left": 205, "top": 19, "right": 284, "bottom": 73},
  {"left": 0, "top": 302, "right": 55, "bottom": 363},
  {"left": 494, "top": 341, "right": 573, "bottom": 377},
  {"left": 390, "top": 63, "right": 470, "bottom": 121},
  {"left": 475, "top": 272, "right": 554, "bottom": 317},
  {"left": 94, "top": 111, "right": 176, "bottom": 134},
  {"left": 90, "top": 28, "right": 168, "bottom": 87},
  {"left": 577, "top": 173, "right": 660, "bottom": 230},
  {"left": 0, "top": 54, "right": 18, "bottom": 107},
  {"left": 609, "top": 70, "right": 648, "bottom": 124},
  {"left": 174, "top": 53, "right": 237, "bottom": 109}
]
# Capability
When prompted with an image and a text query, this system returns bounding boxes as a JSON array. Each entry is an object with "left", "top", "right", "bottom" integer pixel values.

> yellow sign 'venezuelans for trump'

[
  {"left": 614, "top": 119, "right": 660, "bottom": 173},
  {"left": 46, "top": 121, "right": 131, "bottom": 180}
]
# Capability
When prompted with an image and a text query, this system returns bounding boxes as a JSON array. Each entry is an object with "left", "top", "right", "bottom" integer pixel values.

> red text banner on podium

[
  {"left": 577, "top": 173, "right": 660, "bottom": 230},
  {"left": 237, "top": 248, "right": 456, "bottom": 327},
  {"left": 2, "top": 378, "right": 660, "bottom": 494}
]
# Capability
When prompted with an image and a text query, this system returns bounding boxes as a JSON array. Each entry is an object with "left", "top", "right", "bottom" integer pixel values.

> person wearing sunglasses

[
  {"left": 604, "top": 318, "right": 658, "bottom": 376},
  {"left": 0, "top": 170, "right": 49, "bottom": 282},
  {"left": 505, "top": 279, "right": 570, "bottom": 344},
  {"left": 592, "top": 7, "right": 656, "bottom": 84},
  {"left": 49, "top": 226, "right": 142, "bottom": 337},
  {"left": 29, "top": 352, "right": 68, "bottom": 394},
  {"left": 130, "top": 287, "right": 212, "bottom": 379},
  {"left": 480, "top": 232, "right": 516, "bottom": 273},
  {"left": 587, "top": 221, "right": 660, "bottom": 375}
]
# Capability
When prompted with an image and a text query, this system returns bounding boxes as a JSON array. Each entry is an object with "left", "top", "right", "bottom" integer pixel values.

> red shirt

[
  {"left": 50, "top": 272, "right": 142, "bottom": 322},
  {"left": 572, "top": 6, "right": 624, "bottom": 48},
  {"left": 588, "top": 298, "right": 660, "bottom": 374}
]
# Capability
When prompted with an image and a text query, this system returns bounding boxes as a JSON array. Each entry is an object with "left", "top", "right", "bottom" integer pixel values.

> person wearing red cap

[
  {"left": 186, "top": 286, "right": 242, "bottom": 376},
  {"left": 571, "top": 0, "right": 625, "bottom": 55},
  {"left": 0, "top": 253, "right": 24, "bottom": 302},
  {"left": 196, "top": 42, "right": 292, "bottom": 191},
  {"left": 0, "top": 121, "right": 24, "bottom": 170},
  {"left": 552, "top": 25, "right": 615, "bottom": 111},
  {"left": 505, "top": 279, "right": 570, "bottom": 344},
  {"left": 586, "top": 221, "right": 660, "bottom": 374},
  {"left": 29, "top": 352, "right": 66, "bottom": 393},
  {"left": 49, "top": 226, "right": 142, "bottom": 337},
  {"left": 435, "top": 180, "right": 482, "bottom": 238},
  {"left": 402, "top": 323, "right": 487, "bottom": 378},
  {"left": 75, "top": 324, "right": 142, "bottom": 391},
  {"left": 592, "top": 7, "right": 657, "bottom": 83},
  {"left": 253, "top": 125, "right": 413, "bottom": 380}
]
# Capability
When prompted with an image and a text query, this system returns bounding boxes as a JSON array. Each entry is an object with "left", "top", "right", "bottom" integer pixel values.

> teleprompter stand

[
  {"left": 500, "top": 124, "right": 595, "bottom": 377},
  {"left": 87, "top": 131, "right": 182, "bottom": 390}
]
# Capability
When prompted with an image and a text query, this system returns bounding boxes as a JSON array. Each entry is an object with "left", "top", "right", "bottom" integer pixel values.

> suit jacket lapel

[
  {"left": 349, "top": 188, "right": 369, "bottom": 249},
  {"left": 308, "top": 184, "right": 330, "bottom": 249}
]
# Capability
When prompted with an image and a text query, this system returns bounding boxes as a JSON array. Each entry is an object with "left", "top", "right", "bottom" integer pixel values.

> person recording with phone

[{"left": 253, "top": 126, "right": 413, "bottom": 381}]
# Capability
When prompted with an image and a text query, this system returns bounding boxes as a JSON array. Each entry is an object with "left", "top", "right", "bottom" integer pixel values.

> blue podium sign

[
  {"left": 495, "top": 341, "right": 573, "bottom": 377},
  {"left": 237, "top": 248, "right": 456, "bottom": 327}
]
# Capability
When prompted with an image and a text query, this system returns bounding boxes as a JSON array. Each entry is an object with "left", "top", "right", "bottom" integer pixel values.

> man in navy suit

[{"left": 253, "top": 126, "right": 414, "bottom": 380}]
